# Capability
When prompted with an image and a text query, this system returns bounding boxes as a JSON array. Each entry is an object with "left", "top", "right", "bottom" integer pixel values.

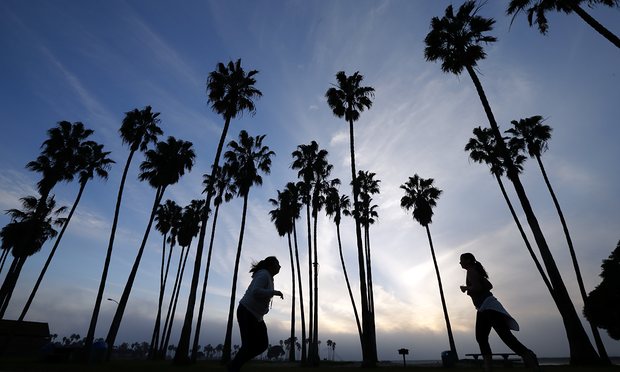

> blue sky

[{"left": 1, "top": 0, "right": 619, "bottom": 362}]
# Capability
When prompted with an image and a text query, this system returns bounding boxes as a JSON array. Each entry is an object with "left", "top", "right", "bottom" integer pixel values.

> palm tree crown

[
  {"left": 506, "top": 115, "right": 552, "bottom": 158},
  {"left": 120, "top": 106, "right": 163, "bottom": 153},
  {"left": 400, "top": 175, "right": 442, "bottom": 227},
  {"left": 465, "top": 126, "right": 526, "bottom": 177},
  {"left": 207, "top": 59, "right": 262, "bottom": 120},
  {"left": 326, "top": 71, "right": 375, "bottom": 124},
  {"left": 139, "top": 137, "right": 196, "bottom": 189},
  {"left": 424, "top": 1, "right": 497, "bottom": 75},
  {"left": 224, "top": 130, "right": 274, "bottom": 197}
]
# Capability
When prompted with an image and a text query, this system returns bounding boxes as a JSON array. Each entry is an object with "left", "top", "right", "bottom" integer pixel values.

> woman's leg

[
  {"left": 229, "top": 305, "right": 267, "bottom": 372},
  {"left": 475, "top": 310, "right": 494, "bottom": 371},
  {"left": 489, "top": 311, "right": 539, "bottom": 369}
]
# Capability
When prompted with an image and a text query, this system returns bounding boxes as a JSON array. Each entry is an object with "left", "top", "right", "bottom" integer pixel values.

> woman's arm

[{"left": 250, "top": 271, "right": 283, "bottom": 299}]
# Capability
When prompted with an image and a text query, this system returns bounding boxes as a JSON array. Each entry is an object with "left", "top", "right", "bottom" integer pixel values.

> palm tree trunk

[
  {"left": 105, "top": 186, "right": 165, "bottom": 360},
  {"left": 305, "top": 203, "right": 313, "bottom": 359},
  {"left": 494, "top": 175, "right": 554, "bottom": 296},
  {"left": 570, "top": 3, "right": 620, "bottom": 49},
  {"left": 0, "top": 256, "right": 27, "bottom": 317},
  {"left": 191, "top": 203, "right": 222, "bottom": 362},
  {"left": 175, "top": 115, "right": 231, "bottom": 364},
  {"left": 425, "top": 226, "right": 457, "bottom": 358},
  {"left": 364, "top": 227, "right": 375, "bottom": 315},
  {"left": 292, "top": 223, "right": 307, "bottom": 363},
  {"left": 347, "top": 118, "right": 375, "bottom": 366},
  {"left": 287, "top": 232, "right": 296, "bottom": 362},
  {"left": 19, "top": 181, "right": 87, "bottom": 321},
  {"left": 222, "top": 193, "right": 249, "bottom": 363},
  {"left": 159, "top": 246, "right": 186, "bottom": 357},
  {"left": 310, "top": 210, "right": 319, "bottom": 365},
  {"left": 161, "top": 243, "right": 191, "bottom": 358},
  {"left": 336, "top": 222, "right": 362, "bottom": 343},
  {"left": 465, "top": 64, "right": 600, "bottom": 364},
  {"left": 0, "top": 248, "right": 9, "bottom": 276},
  {"left": 535, "top": 155, "right": 610, "bottom": 362},
  {"left": 149, "top": 233, "right": 172, "bottom": 359},
  {"left": 85, "top": 150, "right": 135, "bottom": 351}
]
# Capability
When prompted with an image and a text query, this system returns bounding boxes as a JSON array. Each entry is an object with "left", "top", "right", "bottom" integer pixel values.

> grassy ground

[{"left": 1, "top": 358, "right": 620, "bottom": 372}]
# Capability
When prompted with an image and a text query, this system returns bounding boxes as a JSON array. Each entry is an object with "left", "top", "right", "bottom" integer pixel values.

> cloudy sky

[{"left": 1, "top": 0, "right": 619, "bottom": 362}]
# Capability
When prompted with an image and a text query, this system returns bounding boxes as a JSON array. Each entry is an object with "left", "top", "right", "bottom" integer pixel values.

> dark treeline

[{"left": 1, "top": 0, "right": 618, "bottom": 368}]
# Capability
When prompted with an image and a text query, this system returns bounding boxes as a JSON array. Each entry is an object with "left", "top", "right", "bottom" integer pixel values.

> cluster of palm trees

[{"left": 1, "top": 0, "right": 617, "bottom": 368}]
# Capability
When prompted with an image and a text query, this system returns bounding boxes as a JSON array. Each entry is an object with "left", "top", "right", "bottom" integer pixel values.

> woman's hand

[{"left": 273, "top": 290, "right": 284, "bottom": 299}]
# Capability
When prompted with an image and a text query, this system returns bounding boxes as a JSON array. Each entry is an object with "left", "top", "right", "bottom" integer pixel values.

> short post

[{"left": 398, "top": 348, "right": 409, "bottom": 367}]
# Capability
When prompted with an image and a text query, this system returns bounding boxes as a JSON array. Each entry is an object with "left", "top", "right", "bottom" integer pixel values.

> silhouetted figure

[
  {"left": 459, "top": 253, "right": 539, "bottom": 371},
  {"left": 227, "top": 256, "right": 283, "bottom": 372}
]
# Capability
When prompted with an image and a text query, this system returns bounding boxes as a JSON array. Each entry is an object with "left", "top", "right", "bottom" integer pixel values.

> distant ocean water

[{"left": 384, "top": 357, "right": 620, "bottom": 366}]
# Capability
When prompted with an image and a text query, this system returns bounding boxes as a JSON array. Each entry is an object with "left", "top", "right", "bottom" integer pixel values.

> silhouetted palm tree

[
  {"left": 191, "top": 167, "right": 236, "bottom": 362},
  {"left": 0, "top": 196, "right": 66, "bottom": 316},
  {"left": 160, "top": 199, "right": 204, "bottom": 359},
  {"left": 269, "top": 187, "right": 298, "bottom": 362},
  {"left": 465, "top": 126, "right": 553, "bottom": 296},
  {"left": 507, "top": 0, "right": 620, "bottom": 48},
  {"left": 149, "top": 199, "right": 182, "bottom": 359},
  {"left": 354, "top": 170, "right": 379, "bottom": 314},
  {"left": 400, "top": 174, "right": 457, "bottom": 360},
  {"left": 324, "top": 187, "right": 362, "bottom": 342},
  {"left": 425, "top": 2, "right": 599, "bottom": 363},
  {"left": 19, "top": 141, "right": 114, "bottom": 321},
  {"left": 176, "top": 60, "right": 262, "bottom": 364},
  {"left": 105, "top": 136, "right": 195, "bottom": 359},
  {"left": 86, "top": 106, "right": 162, "bottom": 350},
  {"left": 507, "top": 116, "right": 609, "bottom": 361},
  {"left": 221, "top": 130, "right": 274, "bottom": 362},
  {"left": 326, "top": 71, "right": 377, "bottom": 365}
]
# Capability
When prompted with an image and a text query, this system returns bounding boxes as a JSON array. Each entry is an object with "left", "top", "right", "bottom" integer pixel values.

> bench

[{"left": 0, "top": 319, "right": 51, "bottom": 356}]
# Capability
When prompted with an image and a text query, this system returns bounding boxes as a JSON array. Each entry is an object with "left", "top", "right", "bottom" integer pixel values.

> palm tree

[
  {"left": 1, "top": 121, "right": 91, "bottom": 314},
  {"left": 85, "top": 106, "right": 162, "bottom": 351},
  {"left": 221, "top": 130, "right": 274, "bottom": 362},
  {"left": 105, "top": 136, "right": 195, "bottom": 359},
  {"left": 0, "top": 196, "right": 66, "bottom": 316},
  {"left": 507, "top": 116, "right": 609, "bottom": 361},
  {"left": 160, "top": 199, "right": 204, "bottom": 359},
  {"left": 325, "top": 71, "right": 377, "bottom": 365},
  {"left": 268, "top": 188, "right": 298, "bottom": 362},
  {"left": 149, "top": 199, "right": 182, "bottom": 359},
  {"left": 354, "top": 170, "right": 379, "bottom": 314},
  {"left": 465, "top": 127, "right": 554, "bottom": 296},
  {"left": 175, "top": 59, "right": 262, "bottom": 364},
  {"left": 507, "top": 0, "right": 620, "bottom": 48},
  {"left": 284, "top": 182, "right": 307, "bottom": 363},
  {"left": 19, "top": 141, "right": 114, "bottom": 321},
  {"left": 401, "top": 175, "right": 457, "bottom": 359},
  {"left": 191, "top": 167, "right": 236, "bottom": 362},
  {"left": 324, "top": 187, "right": 362, "bottom": 343},
  {"left": 424, "top": 2, "right": 599, "bottom": 363}
]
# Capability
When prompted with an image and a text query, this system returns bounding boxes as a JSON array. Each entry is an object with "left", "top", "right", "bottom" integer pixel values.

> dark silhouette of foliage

[{"left": 584, "top": 241, "right": 620, "bottom": 340}]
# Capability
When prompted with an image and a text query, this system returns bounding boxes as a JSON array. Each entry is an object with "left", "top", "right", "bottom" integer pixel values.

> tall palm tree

[
  {"left": 149, "top": 199, "right": 182, "bottom": 359},
  {"left": 175, "top": 59, "right": 262, "bottom": 364},
  {"left": 507, "top": 116, "right": 609, "bottom": 361},
  {"left": 0, "top": 196, "right": 66, "bottom": 316},
  {"left": 221, "top": 130, "right": 274, "bottom": 363},
  {"left": 85, "top": 106, "right": 162, "bottom": 351},
  {"left": 507, "top": 0, "right": 620, "bottom": 48},
  {"left": 191, "top": 167, "right": 236, "bottom": 362},
  {"left": 160, "top": 199, "right": 204, "bottom": 359},
  {"left": 325, "top": 71, "right": 377, "bottom": 365},
  {"left": 465, "top": 127, "right": 554, "bottom": 296},
  {"left": 424, "top": 2, "right": 599, "bottom": 363},
  {"left": 268, "top": 188, "right": 297, "bottom": 362},
  {"left": 400, "top": 175, "right": 457, "bottom": 360},
  {"left": 19, "top": 142, "right": 114, "bottom": 321},
  {"left": 324, "top": 187, "right": 362, "bottom": 343},
  {"left": 284, "top": 182, "right": 307, "bottom": 363},
  {"left": 105, "top": 137, "right": 195, "bottom": 359},
  {"left": 354, "top": 170, "right": 379, "bottom": 314}
]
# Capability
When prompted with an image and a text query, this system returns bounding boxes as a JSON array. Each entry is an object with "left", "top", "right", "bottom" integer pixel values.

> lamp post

[{"left": 107, "top": 298, "right": 119, "bottom": 305}]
